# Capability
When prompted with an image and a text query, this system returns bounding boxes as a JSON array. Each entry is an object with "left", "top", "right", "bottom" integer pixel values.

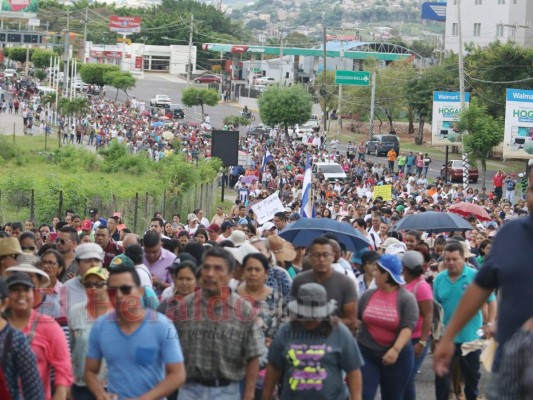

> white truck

[{"left": 305, "top": 114, "right": 321, "bottom": 132}]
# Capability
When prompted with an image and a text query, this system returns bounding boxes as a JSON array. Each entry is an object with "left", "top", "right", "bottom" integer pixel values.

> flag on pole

[
  {"left": 261, "top": 148, "right": 273, "bottom": 173},
  {"left": 300, "top": 154, "right": 315, "bottom": 218}
]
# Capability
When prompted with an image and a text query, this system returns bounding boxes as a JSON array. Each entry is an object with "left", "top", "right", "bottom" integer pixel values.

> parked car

[
  {"left": 194, "top": 74, "right": 221, "bottom": 84},
  {"left": 256, "top": 77, "right": 277, "bottom": 85},
  {"left": 3, "top": 69, "right": 16, "bottom": 78},
  {"left": 164, "top": 103, "right": 186, "bottom": 119},
  {"left": 440, "top": 160, "right": 479, "bottom": 183},
  {"left": 288, "top": 124, "right": 315, "bottom": 140},
  {"left": 150, "top": 94, "right": 172, "bottom": 107},
  {"left": 366, "top": 134, "right": 400, "bottom": 156},
  {"left": 312, "top": 162, "right": 347, "bottom": 181}
]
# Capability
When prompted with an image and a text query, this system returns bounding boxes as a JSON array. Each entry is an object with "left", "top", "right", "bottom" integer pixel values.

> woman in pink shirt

[
  {"left": 357, "top": 254, "right": 419, "bottom": 400},
  {"left": 402, "top": 251, "right": 434, "bottom": 400},
  {"left": 6, "top": 271, "right": 73, "bottom": 400}
]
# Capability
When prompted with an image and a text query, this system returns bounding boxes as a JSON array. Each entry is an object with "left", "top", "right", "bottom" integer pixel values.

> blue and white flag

[
  {"left": 300, "top": 154, "right": 315, "bottom": 218},
  {"left": 261, "top": 148, "right": 273, "bottom": 173}
]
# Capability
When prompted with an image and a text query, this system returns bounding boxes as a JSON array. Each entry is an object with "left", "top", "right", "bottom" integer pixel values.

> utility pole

[
  {"left": 279, "top": 37, "right": 284, "bottom": 85},
  {"left": 337, "top": 37, "right": 344, "bottom": 136},
  {"left": 322, "top": 24, "right": 327, "bottom": 135},
  {"left": 63, "top": 9, "right": 70, "bottom": 97},
  {"left": 187, "top": 14, "right": 193, "bottom": 86},
  {"left": 456, "top": 0, "right": 469, "bottom": 190},
  {"left": 45, "top": 22, "right": 49, "bottom": 50},
  {"left": 83, "top": 8, "right": 88, "bottom": 64},
  {"left": 369, "top": 72, "right": 376, "bottom": 139}
]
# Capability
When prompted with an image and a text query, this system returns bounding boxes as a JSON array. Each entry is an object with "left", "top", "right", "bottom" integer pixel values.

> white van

[{"left": 312, "top": 162, "right": 347, "bottom": 181}]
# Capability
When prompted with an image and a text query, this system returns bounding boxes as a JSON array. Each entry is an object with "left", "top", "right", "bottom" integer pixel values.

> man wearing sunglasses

[
  {"left": 63, "top": 243, "right": 105, "bottom": 315},
  {"left": 86, "top": 265, "right": 185, "bottom": 400}
]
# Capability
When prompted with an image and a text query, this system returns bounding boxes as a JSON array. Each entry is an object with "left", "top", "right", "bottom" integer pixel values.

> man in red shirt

[{"left": 492, "top": 169, "right": 506, "bottom": 202}]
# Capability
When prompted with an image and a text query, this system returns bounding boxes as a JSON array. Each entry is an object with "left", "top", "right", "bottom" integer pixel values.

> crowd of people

[
  {"left": 1, "top": 73, "right": 532, "bottom": 400},
  {"left": 0, "top": 155, "right": 531, "bottom": 399}
]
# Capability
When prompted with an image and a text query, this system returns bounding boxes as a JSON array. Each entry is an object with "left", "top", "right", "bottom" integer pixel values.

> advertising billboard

[
  {"left": 431, "top": 91, "right": 470, "bottom": 146},
  {"left": 109, "top": 16, "right": 141, "bottom": 33},
  {"left": 503, "top": 89, "right": 533, "bottom": 159},
  {"left": 1, "top": 0, "right": 38, "bottom": 12}
]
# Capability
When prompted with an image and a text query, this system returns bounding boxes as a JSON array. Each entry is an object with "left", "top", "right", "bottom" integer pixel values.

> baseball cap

[
  {"left": 206, "top": 223, "right": 221, "bottom": 233},
  {"left": 187, "top": 213, "right": 198, "bottom": 222},
  {"left": 109, "top": 254, "right": 135, "bottom": 269},
  {"left": 402, "top": 250, "right": 424, "bottom": 270},
  {"left": 262, "top": 221, "right": 276, "bottom": 231},
  {"left": 385, "top": 242, "right": 407, "bottom": 256},
  {"left": 377, "top": 254, "right": 405, "bottom": 285},
  {"left": 485, "top": 221, "right": 498, "bottom": 229},
  {"left": 289, "top": 212, "right": 301, "bottom": 221},
  {"left": 89, "top": 208, "right": 98, "bottom": 215},
  {"left": 81, "top": 219, "right": 92, "bottom": 231},
  {"left": 113, "top": 212, "right": 122, "bottom": 219},
  {"left": 6, "top": 271, "right": 35, "bottom": 289},
  {"left": 75, "top": 243, "right": 104, "bottom": 261},
  {"left": 84, "top": 266, "right": 110, "bottom": 282},
  {"left": 238, "top": 218, "right": 249, "bottom": 225},
  {"left": 221, "top": 221, "right": 235, "bottom": 232},
  {"left": 284, "top": 207, "right": 292, "bottom": 213}
]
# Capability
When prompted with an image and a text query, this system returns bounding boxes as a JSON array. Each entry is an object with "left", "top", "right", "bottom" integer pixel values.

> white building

[
  {"left": 445, "top": 0, "right": 533, "bottom": 52},
  {"left": 84, "top": 42, "right": 197, "bottom": 75}
]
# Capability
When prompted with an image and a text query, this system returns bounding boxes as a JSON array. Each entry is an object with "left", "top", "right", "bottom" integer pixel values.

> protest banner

[
  {"left": 251, "top": 193, "right": 285, "bottom": 225},
  {"left": 373, "top": 185, "right": 392, "bottom": 201}
]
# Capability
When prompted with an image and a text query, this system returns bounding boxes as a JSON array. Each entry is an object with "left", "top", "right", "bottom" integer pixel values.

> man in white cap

[
  {"left": 63, "top": 243, "right": 104, "bottom": 314},
  {"left": 184, "top": 213, "right": 199, "bottom": 236}
]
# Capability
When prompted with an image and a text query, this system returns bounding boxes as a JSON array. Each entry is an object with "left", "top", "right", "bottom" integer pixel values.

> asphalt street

[{"left": 115, "top": 73, "right": 518, "bottom": 192}]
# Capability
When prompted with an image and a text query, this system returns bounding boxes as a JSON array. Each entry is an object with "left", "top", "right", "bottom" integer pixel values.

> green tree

[
  {"left": 80, "top": 63, "right": 119, "bottom": 87},
  {"left": 181, "top": 87, "right": 219, "bottom": 117},
  {"left": 314, "top": 71, "right": 337, "bottom": 126},
  {"left": 31, "top": 49, "right": 56, "bottom": 68},
  {"left": 464, "top": 41, "right": 533, "bottom": 119},
  {"left": 6, "top": 47, "right": 33, "bottom": 63},
  {"left": 457, "top": 97, "right": 503, "bottom": 189},
  {"left": 34, "top": 69, "right": 47, "bottom": 81},
  {"left": 245, "top": 19, "right": 267, "bottom": 30},
  {"left": 258, "top": 85, "right": 312, "bottom": 139},
  {"left": 104, "top": 70, "right": 136, "bottom": 101},
  {"left": 405, "top": 58, "right": 458, "bottom": 144}
]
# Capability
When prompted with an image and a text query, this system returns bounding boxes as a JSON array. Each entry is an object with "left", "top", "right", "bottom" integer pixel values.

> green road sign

[{"left": 335, "top": 70, "right": 371, "bottom": 86}]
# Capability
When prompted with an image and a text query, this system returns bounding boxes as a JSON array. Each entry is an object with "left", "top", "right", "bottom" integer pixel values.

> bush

[
  {"left": 99, "top": 140, "right": 154, "bottom": 174},
  {"left": 53, "top": 145, "right": 99, "bottom": 171}
]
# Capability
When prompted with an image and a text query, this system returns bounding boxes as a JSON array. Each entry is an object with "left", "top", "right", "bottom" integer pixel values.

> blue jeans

[
  {"left": 178, "top": 381, "right": 240, "bottom": 400},
  {"left": 361, "top": 342, "right": 414, "bottom": 400},
  {"left": 403, "top": 337, "right": 432, "bottom": 400},
  {"left": 435, "top": 345, "right": 481, "bottom": 400}
]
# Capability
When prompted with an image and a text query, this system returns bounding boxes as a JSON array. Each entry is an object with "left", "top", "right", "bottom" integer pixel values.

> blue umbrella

[
  {"left": 279, "top": 218, "right": 371, "bottom": 252},
  {"left": 392, "top": 211, "right": 473, "bottom": 233},
  {"left": 151, "top": 121, "right": 164, "bottom": 127}
]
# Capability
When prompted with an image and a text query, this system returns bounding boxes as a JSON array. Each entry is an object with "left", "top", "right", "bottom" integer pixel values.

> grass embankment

[{"left": 0, "top": 136, "right": 221, "bottom": 225}]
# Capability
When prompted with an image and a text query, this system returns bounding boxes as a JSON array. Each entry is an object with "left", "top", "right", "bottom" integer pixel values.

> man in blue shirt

[
  {"left": 433, "top": 242, "right": 496, "bottom": 400},
  {"left": 85, "top": 265, "right": 185, "bottom": 399},
  {"left": 434, "top": 165, "right": 533, "bottom": 400}
]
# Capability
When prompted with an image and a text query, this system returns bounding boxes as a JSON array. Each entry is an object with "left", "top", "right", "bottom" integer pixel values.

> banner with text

[
  {"left": 372, "top": 185, "right": 392, "bottom": 201},
  {"left": 431, "top": 91, "right": 470, "bottom": 146},
  {"left": 251, "top": 193, "right": 285, "bottom": 225},
  {"left": 503, "top": 88, "right": 533, "bottom": 159},
  {"left": 109, "top": 16, "right": 141, "bottom": 33}
]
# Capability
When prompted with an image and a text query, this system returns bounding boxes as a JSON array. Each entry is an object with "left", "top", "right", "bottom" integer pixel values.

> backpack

[{"left": 413, "top": 280, "right": 445, "bottom": 340}]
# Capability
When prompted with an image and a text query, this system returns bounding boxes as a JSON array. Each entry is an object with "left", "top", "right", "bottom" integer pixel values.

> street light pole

[{"left": 187, "top": 14, "right": 193, "bottom": 86}]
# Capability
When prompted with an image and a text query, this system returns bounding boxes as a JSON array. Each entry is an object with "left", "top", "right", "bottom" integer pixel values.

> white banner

[
  {"left": 503, "top": 89, "right": 533, "bottom": 159},
  {"left": 251, "top": 193, "right": 285, "bottom": 225},
  {"left": 431, "top": 91, "right": 470, "bottom": 146}
]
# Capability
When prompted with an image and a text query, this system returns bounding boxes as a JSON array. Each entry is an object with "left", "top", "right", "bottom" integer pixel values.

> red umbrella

[{"left": 448, "top": 202, "right": 491, "bottom": 222}]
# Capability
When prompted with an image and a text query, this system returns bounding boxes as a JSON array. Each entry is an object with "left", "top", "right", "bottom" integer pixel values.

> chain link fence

[{"left": 0, "top": 179, "right": 219, "bottom": 234}]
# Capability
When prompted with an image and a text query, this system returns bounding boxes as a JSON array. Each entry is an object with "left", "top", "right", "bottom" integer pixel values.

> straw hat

[
  {"left": 0, "top": 238, "right": 22, "bottom": 257},
  {"left": 267, "top": 236, "right": 296, "bottom": 263}
]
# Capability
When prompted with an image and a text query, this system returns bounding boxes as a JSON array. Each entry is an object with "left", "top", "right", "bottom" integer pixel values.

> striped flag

[
  {"left": 300, "top": 154, "right": 315, "bottom": 218},
  {"left": 261, "top": 148, "right": 273, "bottom": 173}
]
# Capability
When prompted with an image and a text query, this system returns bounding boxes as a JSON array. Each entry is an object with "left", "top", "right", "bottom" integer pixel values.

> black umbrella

[{"left": 392, "top": 211, "right": 473, "bottom": 233}]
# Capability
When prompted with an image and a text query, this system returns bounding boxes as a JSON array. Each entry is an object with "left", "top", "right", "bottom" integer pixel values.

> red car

[
  {"left": 194, "top": 74, "right": 221, "bottom": 83},
  {"left": 440, "top": 160, "right": 479, "bottom": 183}
]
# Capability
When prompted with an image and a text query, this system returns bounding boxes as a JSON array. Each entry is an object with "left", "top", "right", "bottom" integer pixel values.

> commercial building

[
  {"left": 444, "top": 0, "right": 533, "bottom": 52},
  {"left": 84, "top": 41, "right": 197, "bottom": 75}
]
